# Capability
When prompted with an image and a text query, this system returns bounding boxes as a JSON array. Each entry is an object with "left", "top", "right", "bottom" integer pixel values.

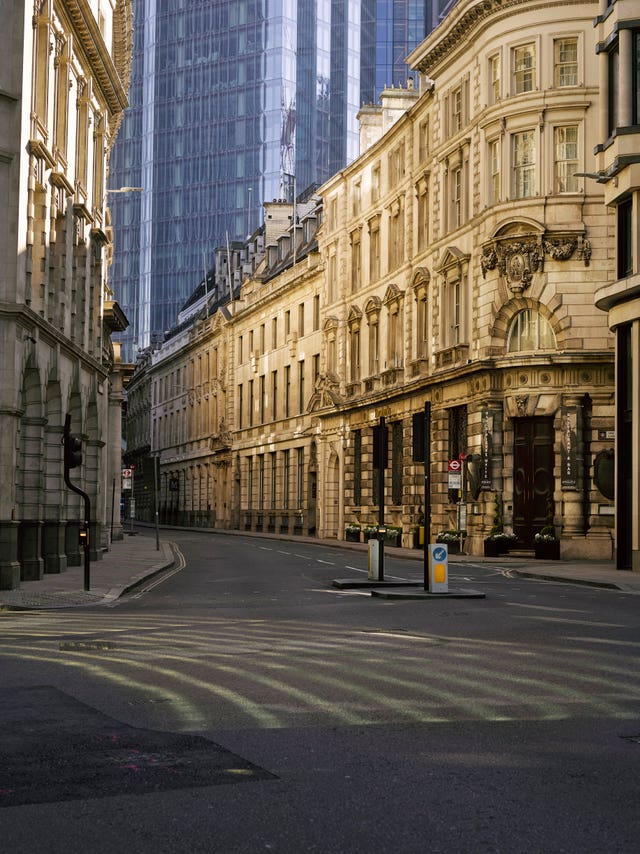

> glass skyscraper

[{"left": 109, "top": 1, "right": 448, "bottom": 359}]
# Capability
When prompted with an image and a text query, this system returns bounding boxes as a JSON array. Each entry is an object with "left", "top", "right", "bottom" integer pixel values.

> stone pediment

[{"left": 308, "top": 373, "right": 343, "bottom": 411}]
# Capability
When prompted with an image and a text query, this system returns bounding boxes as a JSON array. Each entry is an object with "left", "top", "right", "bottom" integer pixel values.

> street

[{"left": 1, "top": 531, "right": 639, "bottom": 853}]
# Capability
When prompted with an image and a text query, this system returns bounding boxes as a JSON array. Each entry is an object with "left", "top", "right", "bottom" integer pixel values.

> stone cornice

[
  {"left": 59, "top": 0, "right": 129, "bottom": 116},
  {"left": 409, "top": 0, "right": 592, "bottom": 76},
  {"left": 0, "top": 302, "right": 108, "bottom": 378}
]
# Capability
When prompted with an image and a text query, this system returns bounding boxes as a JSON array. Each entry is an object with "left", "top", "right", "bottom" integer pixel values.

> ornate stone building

[
  {"left": 313, "top": 0, "right": 616, "bottom": 558},
  {"left": 0, "top": 1, "right": 132, "bottom": 588},
  {"left": 593, "top": 0, "right": 640, "bottom": 569},
  {"left": 129, "top": 0, "right": 620, "bottom": 561}
]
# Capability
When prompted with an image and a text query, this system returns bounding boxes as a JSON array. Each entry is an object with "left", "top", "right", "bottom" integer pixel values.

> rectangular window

[
  {"left": 272, "top": 317, "right": 277, "bottom": 348},
  {"left": 369, "top": 319, "right": 379, "bottom": 375},
  {"left": 452, "top": 87, "right": 463, "bottom": 133},
  {"left": 285, "top": 310, "right": 291, "bottom": 337},
  {"left": 313, "top": 353, "right": 320, "bottom": 385},
  {"left": 284, "top": 364, "right": 291, "bottom": 417},
  {"left": 608, "top": 47, "right": 619, "bottom": 136},
  {"left": 313, "top": 294, "right": 320, "bottom": 330},
  {"left": 489, "top": 139, "right": 500, "bottom": 204},
  {"left": 259, "top": 324, "right": 265, "bottom": 354},
  {"left": 369, "top": 218, "right": 380, "bottom": 282},
  {"left": 555, "top": 126, "right": 579, "bottom": 193},
  {"left": 416, "top": 294, "right": 427, "bottom": 359},
  {"left": 352, "top": 180, "right": 361, "bottom": 217},
  {"left": 419, "top": 118, "right": 429, "bottom": 162},
  {"left": 372, "top": 164, "right": 380, "bottom": 202},
  {"left": 298, "top": 302, "right": 305, "bottom": 336},
  {"left": 618, "top": 197, "right": 633, "bottom": 279},
  {"left": 554, "top": 38, "right": 578, "bottom": 87},
  {"left": 513, "top": 130, "right": 536, "bottom": 197},
  {"left": 417, "top": 183, "right": 429, "bottom": 251},
  {"left": 259, "top": 375, "right": 265, "bottom": 423},
  {"left": 298, "top": 360, "right": 305, "bottom": 414},
  {"left": 248, "top": 379, "right": 254, "bottom": 427},
  {"left": 249, "top": 329, "right": 254, "bottom": 353},
  {"left": 388, "top": 308, "right": 402, "bottom": 368},
  {"left": 452, "top": 167, "right": 462, "bottom": 228},
  {"left": 489, "top": 53, "right": 500, "bottom": 105},
  {"left": 449, "top": 279, "right": 461, "bottom": 345},
  {"left": 350, "top": 325, "right": 360, "bottom": 382},
  {"left": 514, "top": 43, "right": 535, "bottom": 94},
  {"left": 389, "top": 144, "right": 405, "bottom": 186},
  {"left": 238, "top": 383, "right": 243, "bottom": 429},
  {"left": 350, "top": 231, "right": 361, "bottom": 292},
  {"left": 272, "top": 370, "right": 278, "bottom": 420},
  {"left": 247, "top": 457, "right": 253, "bottom": 508},
  {"left": 327, "top": 252, "right": 337, "bottom": 303}
]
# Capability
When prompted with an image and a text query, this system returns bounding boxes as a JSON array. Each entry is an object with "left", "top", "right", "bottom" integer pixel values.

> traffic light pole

[{"left": 63, "top": 414, "right": 91, "bottom": 591}]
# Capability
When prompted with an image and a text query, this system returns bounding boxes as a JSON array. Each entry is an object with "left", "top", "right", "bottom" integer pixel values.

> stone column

[
  {"left": 619, "top": 28, "right": 633, "bottom": 128},
  {"left": 42, "top": 519, "right": 67, "bottom": 574},
  {"left": 19, "top": 520, "right": 44, "bottom": 581},
  {"left": 0, "top": 521, "right": 21, "bottom": 590}
]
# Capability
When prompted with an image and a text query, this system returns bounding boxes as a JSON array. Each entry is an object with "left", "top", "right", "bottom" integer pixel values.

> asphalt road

[{"left": 1, "top": 531, "right": 639, "bottom": 853}]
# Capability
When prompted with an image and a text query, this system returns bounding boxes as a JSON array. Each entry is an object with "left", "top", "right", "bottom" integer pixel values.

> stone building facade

[
  {"left": 0, "top": 1, "right": 132, "bottom": 588},
  {"left": 593, "top": 0, "right": 640, "bottom": 569},
  {"left": 129, "top": 0, "right": 620, "bottom": 562},
  {"left": 316, "top": 0, "right": 616, "bottom": 558}
]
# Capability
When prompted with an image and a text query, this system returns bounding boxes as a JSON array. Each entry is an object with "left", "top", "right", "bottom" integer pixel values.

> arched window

[{"left": 507, "top": 309, "right": 556, "bottom": 352}]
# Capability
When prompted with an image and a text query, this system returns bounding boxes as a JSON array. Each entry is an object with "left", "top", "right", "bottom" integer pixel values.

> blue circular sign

[{"left": 433, "top": 546, "right": 447, "bottom": 562}]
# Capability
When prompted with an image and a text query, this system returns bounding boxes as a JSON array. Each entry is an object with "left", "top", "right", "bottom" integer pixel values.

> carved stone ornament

[
  {"left": 481, "top": 238, "right": 543, "bottom": 292},
  {"left": 515, "top": 395, "right": 528, "bottom": 416},
  {"left": 481, "top": 231, "right": 591, "bottom": 292}
]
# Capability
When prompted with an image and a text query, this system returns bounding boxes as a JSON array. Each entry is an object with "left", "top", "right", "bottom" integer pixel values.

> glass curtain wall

[{"left": 109, "top": 1, "right": 439, "bottom": 360}]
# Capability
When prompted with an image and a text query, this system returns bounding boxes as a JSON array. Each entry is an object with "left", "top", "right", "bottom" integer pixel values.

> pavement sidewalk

[
  {"left": 0, "top": 533, "right": 175, "bottom": 610},
  {"left": 1, "top": 526, "right": 639, "bottom": 610}
]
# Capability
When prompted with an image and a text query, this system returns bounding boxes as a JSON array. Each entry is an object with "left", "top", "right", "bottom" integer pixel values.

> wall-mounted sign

[
  {"left": 561, "top": 406, "right": 578, "bottom": 490},
  {"left": 480, "top": 410, "right": 493, "bottom": 490}
]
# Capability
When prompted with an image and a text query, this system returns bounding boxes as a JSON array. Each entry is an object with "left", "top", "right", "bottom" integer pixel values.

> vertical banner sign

[
  {"left": 561, "top": 406, "right": 578, "bottom": 490},
  {"left": 480, "top": 410, "right": 493, "bottom": 490}
]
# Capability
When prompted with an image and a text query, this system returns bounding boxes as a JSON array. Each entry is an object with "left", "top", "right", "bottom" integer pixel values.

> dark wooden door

[{"left": 513, "top": 417, "right": 554, "bottom": 546}]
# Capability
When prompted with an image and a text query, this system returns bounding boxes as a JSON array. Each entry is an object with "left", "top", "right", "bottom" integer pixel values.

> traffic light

[{"left": 64, "top": 433, "right": 83, "bottom": 470}]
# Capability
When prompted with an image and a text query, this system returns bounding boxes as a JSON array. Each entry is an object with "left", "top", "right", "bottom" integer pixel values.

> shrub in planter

[
  {"left": 483, "top": 537, "right": 502, "bottom": 557},
  {"left": 345, "top": 525, "right": 361, "bottom": 543},
  {"left": 436, "top": 530, "right": 464, "bottom": 554},
  {"left": 362, "top": 525, "right": 378, "bottom": 541},
  {"left": 384, "top": 526, "right": 402, "bottom": 547},
  {"left": 534, "top": 496, "right": 560, "bottom": 559},
  {"left": 534, "top": 537, "right": 561, "bottom": 560}
]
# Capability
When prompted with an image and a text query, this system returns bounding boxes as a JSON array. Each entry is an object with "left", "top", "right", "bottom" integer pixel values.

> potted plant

[
  {"left": 384, "top": 525, "right": 402, "bottom": 547},
  {"left": 363, "top": 524, "right": 378, "bottom": 541},
  {"left": 436, "top": 530, "right": 464, "bottom": 554},
  {"left": 345, "top": 523, "right": 361, "bottom": 543},
  {"left": 484, "top": 494, "right": 506, "bottom": 556},
  {"left": 534, "top": 497, "right": 560, "bottom": 560}
]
